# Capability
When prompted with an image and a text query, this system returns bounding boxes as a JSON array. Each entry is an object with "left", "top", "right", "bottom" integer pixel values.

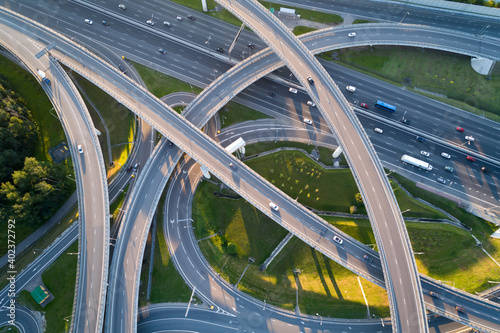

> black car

[
  {"left": 307, "top": 76, "right": 314, "bottom": 85},
  {"left": 363, "top": 254, "right": 373, "bottom": 263},
  {"left": 187, "top": 14, "right": 195, "bottom": 20},
  {"left": 400, "top": 118, "right": 410, "bottom": 125},
  {"left": 159, "top": 48, "right": 167, "bottom": 54},
  {"left": 247, "top": 43, "right": 255, "bottom": 49},
  {"left": 268, "top": 91, "right": 276, "bottom": 97},
  {"left": 102, "top": 20, "right": 110, "bottom": 26},
  {"left": 118, "top": 64, "right": 127, "bottom": 73},
  {"left": 481, "top": 166, "right": 489, "bottom": 173},
  {"left": 215, "top": 47, "right": 224, "bottom": 53},
  {"left": 416, "top": 136, "right": 425, "bottom": 142},
  {"left": 229, "top": 162, "right": 237, "bottom": 171}
]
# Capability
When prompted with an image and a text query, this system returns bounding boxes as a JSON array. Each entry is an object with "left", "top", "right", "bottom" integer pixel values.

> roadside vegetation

[
  {"left": 192, "top": 151, "right": 500, "bottom": 317},
  {"left": 220, "top": 102, "right": 271, "bottom": 128},
  {"left": 18, "top": 241, "right": 78, "bottom": 333},
  {"left": 293, "top": 26, "right": 317, "bottom": 35},
  {"left": 329, "top": 46, "right": 500, "bottom": 122},
  {"left": 140, "top": 192, "right": 194, "bottom": 305},
  {"left": 244, "top": 141, "right": 339, "bottom": 166},
  {"left": 0, "top": 56, "right": 74, "bottom": 255},
  {"left": 166, "top": 0, "right": 343, "bottom": 26}
]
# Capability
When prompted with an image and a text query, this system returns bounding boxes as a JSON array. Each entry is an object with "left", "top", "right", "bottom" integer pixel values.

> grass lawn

[
  {"left": 293, "top": 26, "right": 317, "bottom": 35},
  {"left": 245, "top": 141, "right": 341, "bottom": 167},
  {"left": 147, "top": 193, "right": 194, "bottom": 304},
  {"left": 110, "top": 183, "right": 130, "bottom": 228},
  {"left": 326, "top": 216, "right": 500, "bottom": 293},
  {"left": 132, "top": 62, "right": 203, "bottom": 98},
  {"left": 193, "top": 180, "right": 389, "bottom": 318},
  {"left": 18, "top": 241, "right": 78, "bottom": 333},
  {"left": 246, "top": 151, "right": 359, "bottom": 212},
  {"left": 390, "top": 174, "right": 498, "bottom": 240},
  {"left": 259, "top": 2, "right": 343, "bottom": 24},
  {"left": 220, "top": 101, "right": 271, "bottom": 128},
  {"left": 353, "top": 20, "right": 377, "bottom": 24},
  {"left": 70, "top": 72, "right": 135, "bottom": 177},
  {"left": 390, "top": 181, "right": 448, "bottom": 219},
  {"left": 334, "top": 46, "right": 500, "bottom": 121},
  {"left": 166, "top": 0, "right": 342, "bottom": 27}
]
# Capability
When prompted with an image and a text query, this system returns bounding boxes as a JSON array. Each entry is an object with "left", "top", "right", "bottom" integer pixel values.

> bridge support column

[{"left": 200, "top": 165, "right": 211, "bottom": 179}]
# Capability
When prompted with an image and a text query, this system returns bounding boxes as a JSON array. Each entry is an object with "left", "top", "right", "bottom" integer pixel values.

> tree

[{"left": 226, "top": 242, "right": 237, "bottom": 255}]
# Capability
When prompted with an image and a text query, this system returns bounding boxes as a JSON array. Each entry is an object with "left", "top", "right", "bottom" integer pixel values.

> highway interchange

[{"left": 0, "top": 0, "right": 500, "bottom": 330}]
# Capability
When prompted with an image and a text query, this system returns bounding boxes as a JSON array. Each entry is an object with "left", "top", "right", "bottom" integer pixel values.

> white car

[
  {"left": 374, "top": 128, "right": 383, "bottom": 134},
  {"left": 119, "top": 4, "right": 126, "bottom": 10},
  {"left": 164, "top": 21, "right": 171, "bottom": 27},
  {"left": 306, "top": 101, "right": 316, "bottom": 107},
  {"left": 146, "top": 19, "right": 155, "bottom": 26},
  {"left": 176, "top": 16, "right": 183, "bottom": 21},
  {"left": 348, "top": 32, "right": 356, "bottom": 37},
  {"left": 333, "top": 236, "right": 343, "bottom": 244},
  {"left": 84, "top": 19, "right": 93, "bottom": 25},
  {"left": 441, "top": 152, "right": 451, "bottom": 159},
  {"left": 465, "top": 135, "right": 475, "bottom": 142},
  {"left": 420, "top": 151, "right": 430, "bottom": 157},
  {"left": 78, "top": 145, "right": 84, "bottom": 154},
  {"left": 303, "top": 118, "right": 312, "bottom": 125},
  {"left": 269, "top": 202, "right": 279, "bottom": 211},
  {"left": 288, "top": 87, "right": 298, "bottom": 94},
  {"left": 345, "top": 85, "right": 356, "bottom": 93}
]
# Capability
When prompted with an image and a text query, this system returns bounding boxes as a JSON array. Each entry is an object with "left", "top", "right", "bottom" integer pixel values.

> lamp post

[
  {"left": 400, "top": 11, "right": 409, "bottom": 24},
  {"left": 205, "top": 35, "right": 212, "bottom": 50},
  {"left": 316, "top": 313, "right": 322, "bottom": 326},
  {"left": 372, "top": 314, "right": 385, "bottom": 327}
]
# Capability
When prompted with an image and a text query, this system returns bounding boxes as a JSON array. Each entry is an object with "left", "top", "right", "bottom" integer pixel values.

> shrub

[{"left": 227, "top": 242, "right": 237, "bottom": 255}]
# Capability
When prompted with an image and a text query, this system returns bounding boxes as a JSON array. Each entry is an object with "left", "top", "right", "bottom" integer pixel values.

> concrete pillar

[
  {"left": 200, "top": 165, "right": 211, "bottom": 179},
  {"left": 201, "top": 0, "right": 208, "bottom": 12},
  {"left": 332, "top": 146, "right": 342, "bottom": 159}
]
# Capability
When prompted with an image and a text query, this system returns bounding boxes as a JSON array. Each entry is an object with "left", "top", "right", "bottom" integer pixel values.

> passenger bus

[{"left": 374, "top": 100, "right": 396, "bottom": 113}]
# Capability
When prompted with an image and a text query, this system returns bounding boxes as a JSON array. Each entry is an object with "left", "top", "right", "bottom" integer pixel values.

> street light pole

[
  {"left": 372, "top": 314, "right": 385, "bottom": 327},
  {"left": 316, "top": 313, "right": 322, "bottom": 325},
  {"left": 400, "top": 11, "right": 409, "bottom": 24}
]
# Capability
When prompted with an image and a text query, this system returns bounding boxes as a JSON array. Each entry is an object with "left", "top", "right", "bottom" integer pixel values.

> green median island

[{"left": 192, "top": 149, "right": 500, "bottom": 318}]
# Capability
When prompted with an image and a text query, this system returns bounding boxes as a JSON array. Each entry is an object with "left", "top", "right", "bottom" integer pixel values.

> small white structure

[
  {"left": 278, "top": 7, "right": 296, "bottom": 17},
  {"left": 332, "top": 146, "right": 343, "bottom": 159},
  {"left": 201, "top": 0, "right": 208, "bottom": 12},
  {"left": 225, "top": 137, "right": 246, "bottom": 155}
]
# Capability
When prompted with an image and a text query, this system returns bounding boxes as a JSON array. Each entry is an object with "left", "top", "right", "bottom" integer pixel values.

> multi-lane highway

[{"left": 2, "top": 1, "right": 500, "bottom": 330}]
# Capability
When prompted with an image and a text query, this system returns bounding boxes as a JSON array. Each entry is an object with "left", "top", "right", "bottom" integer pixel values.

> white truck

[
  {"left": 401, "top": 154, "right": 433, "bottom": 171},
  {"left": 37, "top": 69, "right": 51, "bottom": 84}
]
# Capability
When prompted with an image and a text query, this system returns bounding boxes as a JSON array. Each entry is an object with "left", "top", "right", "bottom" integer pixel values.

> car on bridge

[
  {"left": 444, "top": 166, "right": 454, "bottom": 173},
  {"left": 146, "top": 19, "right": 155, "bottom": 26},
  {"left": 456, "top": 306, "right": 466, "bottom": 313},
  {"left": 363, "top": 254, "right": 373, "bottom": 262},
  {"left": 360, "top": 102, "right": 369, "bottom": 109},
  {"left": 348, "top": 32, "right": 356, "bottom": 37},
  {"left": 456, "top": 126, "right": 465, "bottom": 132},
  {"left": 441, "top": 152, "right": 451, "bottom": 159},
  {"left": 288, "top": 87, "right": 298, "bottom": 94},
  {"left": 307, "top": 76, "right": 314, "bottom": 85},
  {"left": 436, "top": 177, "right": 447, "bottom": 184},
  {"left": 187, "top": 14, "right": 195, "bottom": 20},
  {"left": 229, "top": 163, "right": 237, "bottom": 171},
  {"left": 215, "top": 47, "right": 224, "bottom": 53},
  {"left": 102, "top": 20, "right": 110, "bottom": 26},
  {"left": 159, "top": 48, "right": 167, "bottom": 54},
  {"left": 466, "top": 156, "right": 476, "bottom": 162},
  {"left": 420, "top": 151, "right": 430, "bottom": 157},
  {"left": 345, "top": 85, "right": 356, "bottom": 92},
  {"left": 303, "top": 118, "right": 312, "bottom": 125},
  {"left": 268, "top": 91, "right": 276, "bottom": 97},
  {"left": 269, "top": 202, "right": 279, "bottom": 211},
  {"left": 164, "top": 21, "right": 171, "bottom": 27},
  {"left": 307, "top": 101, "right": 316, "bottom": 107},
  {"left": 430, "top": 291, "right": 439, "bottom": 298},
  {"left": 119, "top": 4, "right": 126, "bottom": 10},
  {"left": 78, "top": 145, "right": 84, "bottom": 154},
  {"left": 374, "top": 128, "right": 383, "bottom": 134},
  {"left": 85, "top": 19, "right": 93, "bottom": 25},
  {"left": 333, "top": 236, "right": 343, "bottom": 244}
]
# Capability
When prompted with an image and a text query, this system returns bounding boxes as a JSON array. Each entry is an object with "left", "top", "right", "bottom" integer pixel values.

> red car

[
  {"left": 360, "top": 103, "right": 369, "bottom": 109},
  {"left": 456, "top": 127, "right": 464, "bottom": 132},
  {"left": 466, "top": 156, "right": 476, "bottom": 162}
]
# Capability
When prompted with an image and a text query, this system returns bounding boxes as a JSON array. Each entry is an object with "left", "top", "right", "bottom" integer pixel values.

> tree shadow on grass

[
  {"left": 309, "top": 247, "right": 332, "bottom": 298},
  {"left": 322, "top": 253, "right": 344, "bottom": 300}
]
